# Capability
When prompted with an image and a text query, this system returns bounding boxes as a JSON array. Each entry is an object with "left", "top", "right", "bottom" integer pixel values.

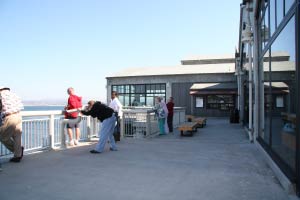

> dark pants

[
  {"left": 167, "top": 115, "right": 173, "bottom": 132},
  {"left": 113, "top": 113, "right": 121, "bottom": 141}
]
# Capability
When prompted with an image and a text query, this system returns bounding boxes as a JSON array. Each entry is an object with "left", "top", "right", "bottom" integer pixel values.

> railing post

[
  {"left": 120, "top": 112, "right": 125, "bottom": 138},
  {"left": 93, "top": 118, "right": 98, "bottom": 137},
  {"left": 60, "top": 121, "right": 67, "bottom": 149},
  {"left": 146, "top": 111, "right": 150, "bottom": 137},
  {"left": 87, "top": 116, "right": 91, "bottom": 141},
  {"left": 49, "top": 114, "right": 55, "bottom": 149}
]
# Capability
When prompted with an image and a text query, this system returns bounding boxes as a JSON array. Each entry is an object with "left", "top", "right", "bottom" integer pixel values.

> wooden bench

[
  {"left": 177, "top": 122, "right": 198, "bottom": 136},
  {"left": 193, "top": 117, "right": 207, "bottom": 128}
]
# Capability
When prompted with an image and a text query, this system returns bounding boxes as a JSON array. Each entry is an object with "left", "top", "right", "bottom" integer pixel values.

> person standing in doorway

[
  {"left": 0, "top": 86, "right": 24, "bottom": 163},
  {"left": 166, "top": 97, "right": 174, "bottom": 133},
  {"left": 109, "top": 91, "right": 122, "bottom": 141},
  {"left": 65, "top": 87, "right": 82, "bottom": 146}
]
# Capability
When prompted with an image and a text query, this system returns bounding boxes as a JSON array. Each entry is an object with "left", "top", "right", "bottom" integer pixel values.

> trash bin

[
  {"left": 234, "top": 108, "right": 240, "bottom": 123},
  {"left": 230, "top": 109, "right": 235, "bottom": 123},
  {"left": 230, "top": 108, "right": 239, "bottom": 123}
]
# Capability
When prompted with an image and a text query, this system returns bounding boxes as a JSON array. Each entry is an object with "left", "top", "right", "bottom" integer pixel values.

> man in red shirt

[
  {"left": 65, "top": 87, "right": 82, "bottom": 146},
  {"left": 166, "top": 97, "right": 174, "bottom": 133}
]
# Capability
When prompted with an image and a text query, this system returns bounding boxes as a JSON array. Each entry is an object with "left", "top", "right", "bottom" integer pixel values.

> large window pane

[
  {"left": 124, "top": 95, "right": 130, "bottom": 106},
  {"left": 270, "top": 16, "right": 296, "bottom": 171},
  {"left": 262, "top": 50, "right": 271, "bottom": 144},
  {"left": 276, "top": 0, "right": 284, "bottom": 26},
  {"left": 146, "top": 96, "right": 154, "bottom": 106},
  {"left": 285, "top": 0, "right": 295, "bottom": 15},
  {"left": 270, "top": 0, "right": 276, "bottom": 36},
  {"left": 207, "top": 95, "right": 234, "bottom": 110},
  {"left": 112, "top": 83, "right": 165, "bottom": 107}
]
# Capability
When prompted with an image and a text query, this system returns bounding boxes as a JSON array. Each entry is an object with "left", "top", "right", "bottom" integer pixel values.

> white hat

[{"left": 0, "top": 86, "right": 10, "bottom": 91}]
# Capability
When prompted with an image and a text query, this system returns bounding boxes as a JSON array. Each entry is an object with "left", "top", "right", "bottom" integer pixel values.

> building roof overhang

[{"left": 189, "top": 83, "right": 237, "bottom": 95}]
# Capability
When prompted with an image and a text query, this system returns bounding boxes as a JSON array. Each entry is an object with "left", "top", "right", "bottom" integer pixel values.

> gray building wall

[
  {"left": 107, "top": 73, "right": 236, "bottom": 116},
  {"left": 171, "top": 82, "right": 193, "bottom": 114}
]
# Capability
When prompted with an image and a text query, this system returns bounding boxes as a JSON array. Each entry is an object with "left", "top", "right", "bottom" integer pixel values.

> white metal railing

[
  {"left": 0, "top": 110, "right": 101, "bottom": 157},
  {"left": 121, "top": 107, "right": 186, "bottom": 138},
  {"left": 0, "top": 107, "right": 185, "bottom": 157},
  {"left": 173, "top": 107, "right": 186, "bottom": 127}
]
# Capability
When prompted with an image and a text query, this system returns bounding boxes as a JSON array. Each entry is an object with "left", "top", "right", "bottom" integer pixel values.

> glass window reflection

[
  {"left": 270, "top": 0, "right": 276, "bottom": 36},
  {"left": 270, "top": 16, "right": 296, "bottom": 170},
  {"left": 276, "top": 0, "right": 284, "bottom": 26},
  {"left": 285, "top": 0, "right": 295, "bottom": 14}
]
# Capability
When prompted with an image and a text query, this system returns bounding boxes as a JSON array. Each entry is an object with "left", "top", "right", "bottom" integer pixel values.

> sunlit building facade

[{"left": 236, "top": 0, "right": 299, "bottom": 195}]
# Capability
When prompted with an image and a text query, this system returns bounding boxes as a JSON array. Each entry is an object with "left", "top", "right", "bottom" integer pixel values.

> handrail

[
  {"left": 1, "top": 109, "right": 101, "bottom": 158},
  {"left": 60, "top": 116, "right": 82, "bottom": 149},
  {"left": 21, "top": 110, "right": 63, "bottom": 116}
]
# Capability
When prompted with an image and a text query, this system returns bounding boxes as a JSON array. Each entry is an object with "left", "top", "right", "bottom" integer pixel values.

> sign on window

[
  {"left": 276, "top": 96, "right": 284, "bottom": 108},
  {"left": 196, "top": 97, "right": 204, "bottom": 108}
]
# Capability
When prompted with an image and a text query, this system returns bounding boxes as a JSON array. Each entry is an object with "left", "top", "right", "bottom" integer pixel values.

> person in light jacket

[{"left": 153, "top": 97, "right": 168, "bottom": 135}]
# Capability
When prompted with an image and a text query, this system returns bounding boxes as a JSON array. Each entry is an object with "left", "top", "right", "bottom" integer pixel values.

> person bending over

[{"left": 80, "top": 100, "right": 117, "bottom": 153}]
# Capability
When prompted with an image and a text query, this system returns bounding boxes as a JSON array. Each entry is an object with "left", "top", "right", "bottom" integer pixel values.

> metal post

[
  {"left": 49, "top": 114, "right": 55, "bottom": 149},
  {"left": 60, "top": 121, "right": 67, "bottom": 149},
  {"left": 248, "top": 41, "right": 253, "bottom": 142},
  {"left": 253, "top": 18, "right": 260, "bottom": 141},
  {"left": 87, "top": 116, "right": 91, "bottom": 141},
  {"left": 146, "top": 111, "right": 150, "bottom": 137},
  {"left": 120, "top": 112, "right": 125, "bottom": 138}
]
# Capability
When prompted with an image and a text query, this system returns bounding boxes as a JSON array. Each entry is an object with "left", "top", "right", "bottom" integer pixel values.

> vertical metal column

[
  {"left": 295, "top": 0, "right": 300, "bottom": 195},
  {"left": 49, "top": 114, "right": 55, "bottom": 149}
]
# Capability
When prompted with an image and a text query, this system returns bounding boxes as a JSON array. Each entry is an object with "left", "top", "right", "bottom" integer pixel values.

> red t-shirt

[
  {"left": 166, "top": 102, "right": 174, "bottom": 116},
  {"left": 66, "top": 95, "right": 82, "bottom": 118}
]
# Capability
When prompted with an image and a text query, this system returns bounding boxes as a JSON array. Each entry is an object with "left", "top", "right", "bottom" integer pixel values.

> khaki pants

[{"left": 0, "top": 113, "right": 22, "bottom": 157}]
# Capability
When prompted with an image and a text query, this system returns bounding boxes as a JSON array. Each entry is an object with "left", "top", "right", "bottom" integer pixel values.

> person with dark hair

[
  {"left": 0, "top": 86, "right": 24, "bottom": 163},
  {"left": 166, "top": 97, "right": 175, "bottom": 133},
  {"left": 80, "top": 100, "right": 117, "bottom": 153},
  {"left": 109, "top": 91, "right": 122, "bottom": 141}
]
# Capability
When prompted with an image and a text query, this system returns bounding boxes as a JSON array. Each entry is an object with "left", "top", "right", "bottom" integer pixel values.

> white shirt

[{"left": 109, "top": 98, "right": 123, "bottom": 118}]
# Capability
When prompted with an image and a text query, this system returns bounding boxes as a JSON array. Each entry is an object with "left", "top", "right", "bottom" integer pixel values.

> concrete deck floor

[{"left": 0, "top": 118, "right": 294, "bottom": 200}]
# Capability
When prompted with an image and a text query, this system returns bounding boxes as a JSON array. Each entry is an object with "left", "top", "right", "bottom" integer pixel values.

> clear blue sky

[{"left": 0, "top": 0, "right": 241, "bottom": 103}]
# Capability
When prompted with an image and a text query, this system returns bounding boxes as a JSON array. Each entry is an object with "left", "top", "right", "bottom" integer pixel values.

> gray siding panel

[{"left": 172, "top": 83, "right": 193, "bottom": 114}]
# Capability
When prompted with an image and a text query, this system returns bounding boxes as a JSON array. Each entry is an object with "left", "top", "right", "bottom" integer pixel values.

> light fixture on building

[
  {"left": 261, "top": 25, "right": 269, "bottom": 42},
  {"left": 241, "top": 24, "right": 253, "bottom": 43},
  {"left": 243, "top": 63, "right": 251, "bottom": 70}
]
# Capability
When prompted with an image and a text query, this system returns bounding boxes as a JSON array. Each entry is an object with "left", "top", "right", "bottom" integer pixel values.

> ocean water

[
  {"left": 24, "top": 106, "right": 65, "bottom": 111},
  {"left": 22, "top": 106, "right": 65, "bottom": 120}
]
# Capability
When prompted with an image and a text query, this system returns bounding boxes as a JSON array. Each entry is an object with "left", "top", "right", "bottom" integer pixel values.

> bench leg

[{"left": 180, "top": 131, "right": 183, "bottom": 136}]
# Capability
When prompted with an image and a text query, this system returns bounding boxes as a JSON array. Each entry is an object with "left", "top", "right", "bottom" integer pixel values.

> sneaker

[
  {"left": 90, "top": 150, "right": 101, "bottom": 154},
  {"left": 69, "top": 140, "right": 74, "bottom": 146},
  {"left": 21, "top": 146, "right": 24, "bottom": 158},
  {"left": 9, "top": 157, "right": 22, "bottom": 163},
  {"left": 74, "top": 139, "right": 80, "bottom": 145},
  {"left": 109, "top": 147, "right": 118, "bottom": 151}
]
